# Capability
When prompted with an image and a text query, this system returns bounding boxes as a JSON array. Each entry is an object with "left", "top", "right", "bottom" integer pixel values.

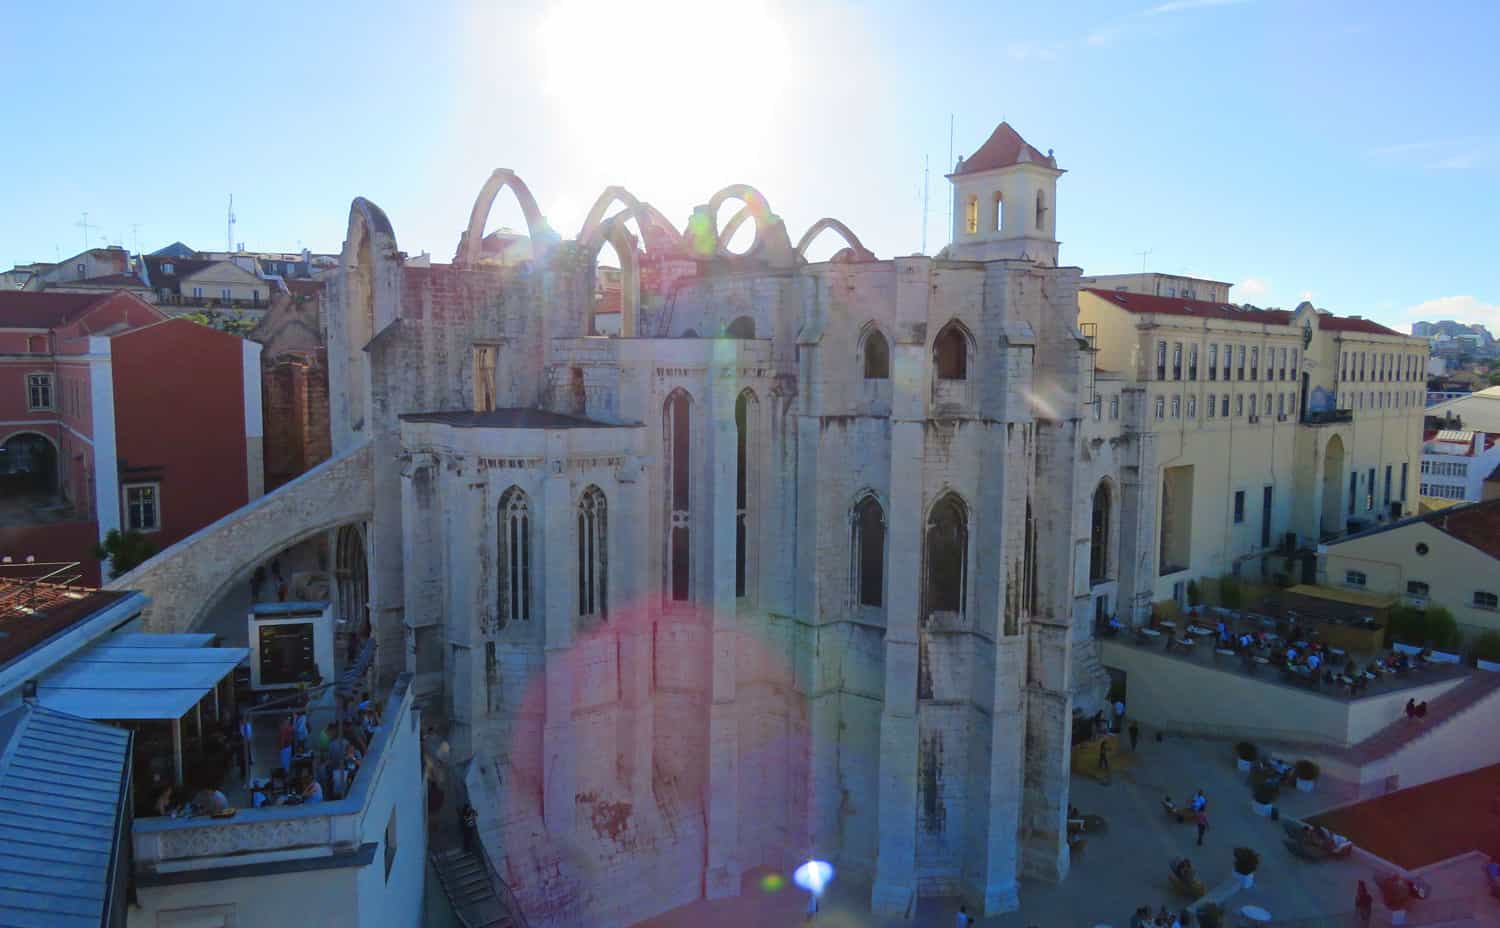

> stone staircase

[
  {"left": 431, "top": 846, "right": 528, "bottom": 928},
  {"left": 1073, "top": 637, "right": 1113, "bottom": 715},
  {"left": 1343, "top": 671, "right": 1500, "bottom": 765}
]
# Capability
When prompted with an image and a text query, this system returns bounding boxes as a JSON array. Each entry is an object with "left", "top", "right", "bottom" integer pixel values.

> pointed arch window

[
  {"left": 863, "top": 329, "right": 890, "bottom": 380},
  {"left": 578, "top": 486, "right": 607, "bottom": 620},
  {"left": 499, "top": 487, "right": 532, "bottom": 627},
  {"left": 992, "top": 192, "right": 1004, "bottom": 232},
  {"left": 1090, "top": 482, "right": 1112, "bottom": 584},
  {"left": 665, "top": 389, "right": 692, "bottom": 602},
  {"left": 735, "top": 390, "right": 760, "bottom": 599},
  {"left": 964, "top": 196, "right": 978, "bottom": 235},
  {"left": 934, "top": 323, "right": 969, "bottom": 381},
  {"left": 1035, "top": 189, "right": 1048, "bottom": 231},
  {"left": 852, "top": 493, "right": 886, "bottom": 608},
  {"left": 923, "top": 493, "right": 968, "bottom": 621}
]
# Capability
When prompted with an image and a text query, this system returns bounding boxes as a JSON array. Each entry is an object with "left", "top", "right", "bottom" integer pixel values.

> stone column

[
  {"left": 616, "top": 447, "right": 654, "bottom": 803},
  {"left": 705, "top": 364, "right": 741, "bottom": 898},
  {"left": 871, "top": 340, "right": 925, "bottom": 915},
  {"left": 542, "top": 433, "right": 576, "bottom": 835},
  {"left": 980, "top": 636, "right": 1025, "bottom": 912}
]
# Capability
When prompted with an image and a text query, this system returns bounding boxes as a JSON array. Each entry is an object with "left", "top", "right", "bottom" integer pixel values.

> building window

[
  {"left": 1171, "top": 395, "right": 1181, "bottom": 418},
  {"left": 665, "top": 389, "right": 692, "bottom": 601},
  {"left": 735, "top": 389, "right": 759, "bottom": 599},
  {"left": 1187, "top": 396, "right": 1197, "bottom": 418},
  {"left": 1172, "top": 343, "right": 1183, "bottom": 380},
  {"left": 384, "top": 808, "right": 398, "bottom": 882},
  {"left": 577, "top": 486, "right": 607, "bottom": 620},
  {"left": 1223, "top": 345, "right": 1232, "bottom": 380},
  {"left": 964, "top": 196, "right": 978, "bottom": 235},
  {"left": 1157, "top": 341, "right": 1167, "bottom": 380},
  {"left": 1249, "top": 394, "right": 1257, "bottom": 417},
  {"left": 1035, "top": 190, "right": 1047, "bottom": 230},
  {"left": 1221, "top": 395, "right": 1229, "bottom": 417},
  {"left": 1250, "top": 347, "right": 1259, "bottom": 380},
  {"left": 1208, "top": 344, "right": 1218, "bottom": 380},
  {"left": 473, "top": 346, "right": 498, "bottom": 412},
  {"left": 1090, "top": 481, "right": 1112, "bottom": 584},
  {"left": 1233, "top": 490, "right": 1245, "bottom": 524},
  {"left": 1406, "top": 581, "right": 1429, "bottom": 598},
  {"left": 1366, "top": 467, "right": 1375, "bottom": 511},
  {"left": 852, "top": 493, "right": 885, "bottom": 607},
  {"left": 1475, "top": 591, "right": 1499, "bottom": 610},
  {"left": 192, "top": 287, "right": 204, "bottom": 299},
  {"left": 1188, "top": 344, "right": 1198, "bottom": 380},
  {"left": 498, "top": 487, "right": 532, "bottom": 625},
  {"left": 924, "top": 493, "right": 968, "bottom": 622},
  {"left": 26, "top": 373, "right": 53, "bottom": 410},
  {"left": 1155, "top": 396, "right": 1165, "bottom": 419},
  {"left": 124, "top": 482, "right": 160, "bottom": 533},
  {"left": 162, "top": 262, "right": 175, "bottom": 274},
  {"left": 1383, "top": 465, "right": 1392, "bottom": 506},
  {"left": 933, "top": 322, "right": 969, "bottom": 381},
  {"left": 1237, "top": 345, "right": 1246, "bottom": 380},
  {"left": 863, "top": 329, "right": 890, "bottom": 379},
  {"left": 1290, "top": 348, "right": 1297, "bottom": 373},
  {"left": 1109, "top": 395, "right": 1119, "bottom": 419},
  {"left": 992, "top": 192, "right": 1004, "bottom": 232},
  {"left": 1349, "top": 472, "right": 1357, "bottom": 515},
  {"left": 1235, "top": 394, "right": 1243, "bottom": 416},
  {"left": 1400, "top": 462, "right": 1408, "bottom": 501},
  {"left": 725, "top": 315, "right": 756, "bottom": 338},
  {"left": 1207, "top": 393, "right": 1216, "bottom": 418},
  {"left": 1345, "top": 570, "right": 1367, "bottom": 588}
]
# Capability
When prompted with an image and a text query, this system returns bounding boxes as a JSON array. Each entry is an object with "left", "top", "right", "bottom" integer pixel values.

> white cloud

[
  {"left": 1237, "top": 276, "right": 1269, "bottom": 297},
  {"left": 1403, "top": 295, "right": 1500, "bottom": 330},
  {"left": 1431, "top": 152, "right": 1482, "bottom": 170},
  {"left": 1301, "top": 290, "right": 1316, "bottom": 302},
  {"left": 1005, "top": 40, "right": 1064, "bottom": 62},
  {"left": 1144, "top": 0, "right": 1247, "bottom": 15}
]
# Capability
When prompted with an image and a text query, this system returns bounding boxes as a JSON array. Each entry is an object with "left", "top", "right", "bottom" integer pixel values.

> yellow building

[
  {"left": 1319, "top": 497, "right": 1500, "bottom": 641},
  {"left": 1076, "top": 281, "right": 1428, "bottom": 620}
]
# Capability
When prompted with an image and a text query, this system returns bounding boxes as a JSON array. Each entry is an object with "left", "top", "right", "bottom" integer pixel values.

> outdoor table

[
  {"left": 1141, "top": 628, "right": 1162, "bottom": 637},
  {"left": 1240, "top": 905, "right": 1271, "bottom": 924},
  {"left": 1215, "top": 648, "right": 1235, "bottom": 657},
  {"left": 1159, "top": 620, "right": 1177, "bottom": 629},
  {"left": 1188, "top": 625, "right": 1214, "bottom": 637},
  {"left": 1328, "top": 647, "right": 1346, "bottom": 657},
  {"left": 1253, "top": 656, "right": 1270, "bottom": 664}
]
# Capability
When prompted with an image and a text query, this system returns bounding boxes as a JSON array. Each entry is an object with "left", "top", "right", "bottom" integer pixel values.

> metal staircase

[{"left": 431, "top": 843, "right": 528, "bottom": 928}]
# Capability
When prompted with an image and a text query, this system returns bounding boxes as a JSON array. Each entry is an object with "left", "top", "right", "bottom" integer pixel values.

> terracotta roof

[
  {"left": 1424, "top": 497, "right": 1500, "bottom": 561},
  {"left": 0, "top": 580, "right": 129, "bottom": 669},
  {"left": 1315, "top": 314, "right": 1401, "bottom": 336},
  {"left": 0, "top": 291, "right": 113, "bottom": 329},
  {"left": 57, "top": 273, "right": 147, "bottom": 288},
  {"left": 1082, "top": 288, "right": 1294, "bottom": 325},
  {"left": 951, "top": 122, "right": 1057, "bottom": 176}
]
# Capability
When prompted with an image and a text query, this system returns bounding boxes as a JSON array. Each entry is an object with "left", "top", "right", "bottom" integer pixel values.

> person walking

[
  {"left": 1113, "top": 697, "right": 1126, "bottom": 732},
  {"left": 1098, "top": 739, "right": 1110, "bottom": 773},
  {"left": 1195, "top": 808, "right": 1208, "bottom": 846},
  {"left": 461, "top": 801, "right": 478, "bottom": 854},
  {"left": 1355, "top": 880, "right": 1373, "bottom": 927},
  {"left": 956, "top": 903, "right": 973, "bottom": 927},
  {"left": 1128, "top": 719, "right": 1140, "bottom": 752}
]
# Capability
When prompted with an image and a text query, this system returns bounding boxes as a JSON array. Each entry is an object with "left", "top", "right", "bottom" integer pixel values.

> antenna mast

[
  {"left": 227, "top": 195, "right": 237, "bottom": 253},
  {"left": 75, "top": 212, "right": 96, "bottom": 253},
  {"left": 921, "top": 154, "right": 930, "bottom": 255},
  {"left": 946, "top": 114, "right": 954, "bottom": 242}
]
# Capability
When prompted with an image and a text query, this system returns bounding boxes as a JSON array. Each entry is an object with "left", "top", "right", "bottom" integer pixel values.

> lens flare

[
  {"left": 793, "top": 859, "right": 834, "bottom": 895},
  {"left": 758, "top": 872, "right": 785, "bottom": 893}
]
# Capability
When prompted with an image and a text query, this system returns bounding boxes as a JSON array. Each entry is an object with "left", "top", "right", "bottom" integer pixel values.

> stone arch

[
  {"left": 455, "top": 169, "right": 556, "bottom": 267},
  {"left": 340, "top": 198, "right": 398, "bottom": 438},
  {"left": 794, "top": 217, "right": 876, "bottom": 264},
  {"left": 577, "top": 485, "right": 608, "bottom": 623},
  {"left": 1089, "top": 478, "right": 1114, "bottom": 584},
  {"left": 335, "top": 522, "right": 370, "bottom": 636},
  {"left": 578, "top": 213, "right": 642, "bottom": 337},
  {"left": 725, "top": 316, "right": 756, "bottom": 339},
  {"left": 860, "top": 324, "right": 890, "bottom": 379},
  {"left": 0, "top": 430, "right": 60, "bottom": 498},
  {"left": 578, "top": 187, "right": 684, "bottom": 256},
  {"left": 933, "top": 320, "right": 974, "bottom": 381},
  {"left": 923, "top": 491, "right": 969, "bottom": 621},
  {"left": 705, "top": 185, "right": 777, "bottom": 258},
  {"left": 851, "top": 489, "right": 886, "bottom": 609},
  {"left": 1321, "top": 434, "right": 1345, "bottom": 537},
  {"left": 498, "top": 485, "right": 534, "bottom": 628}
]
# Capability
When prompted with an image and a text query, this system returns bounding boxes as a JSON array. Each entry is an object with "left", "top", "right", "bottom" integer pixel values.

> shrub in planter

[
  {"left": 1196, "top": 903, "right": 1223, "bottom": 928},
  {"left": 1472, "top": 631, "right": 1500, "bottom": 664},
  {"left": 1235, "top": 741, "right": 1258, "bottom": 762},
  {"left": 1424, "top": 606, "right": 1461, "bottom": 652},
  {"left": 1219, "top": 576, "right": 1243, "bottom": 610},
  {"left": 1233, "top": 847, "right": 1261, "bottom": 888},
  {"left": 1252, "top": 781, "right": 1279, "bottom": 805},
  {"left": 1295, "top": 759, "right": 1319, "bottom": 792},
  {"left": 1187, "top": 579, "right": 1203, "bottom": 607}
]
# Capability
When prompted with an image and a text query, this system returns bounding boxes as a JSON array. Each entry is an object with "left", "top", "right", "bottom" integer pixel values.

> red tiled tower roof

[{"left": 951, "top": 122, "right": 1058, "bottom": 176}]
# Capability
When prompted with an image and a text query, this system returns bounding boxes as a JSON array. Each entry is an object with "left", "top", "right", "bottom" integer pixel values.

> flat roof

[
  {"left": 106, "top": 632, "right": 215, "bottom": 648},
  {"left": 36, "top": 643, "right": 247, "bottom": 721},
  {"left": 401, "top": 408, "right": 633, "bottom": 429},
  {"left": 250, "top": 600, "right": 329, "bottom": 618},
  {"left": 0, "top": 703, "right": 131, "bottom": 927},
  {"left": 1284, "top": 584, "right": 1396, "bottom": 609},
  {"left": 0, "top": 581, "right": 133, "bottom": 670}
]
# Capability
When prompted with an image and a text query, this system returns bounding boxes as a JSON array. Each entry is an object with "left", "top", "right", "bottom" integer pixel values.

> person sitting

[
  {"left": 1306, "top": 652, "right": 1321, "bottom": 671},
  {"left": 301, "top": 774, "right": 324, "bottom": 804},
  {"left": 1108, "top": 614, "right": 1124, "bottom": 634},
  {"left": 1172, "top": 858, "right": 1195, "bottom": 884},
  {"left": 1163, "top": 795, "right": 1180, "bottom": 820},
  {"left": 250, "top": 780, "right": 269, "bottom": 808},
  {"left": 153, "top": 783, "right": 177, "bottom": 818},
  {"left": 1415, "top": 701, "right": 1428, "bottom": 719}
]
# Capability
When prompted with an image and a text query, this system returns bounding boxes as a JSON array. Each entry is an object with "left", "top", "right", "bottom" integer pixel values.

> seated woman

[{"left": 1172, "top": 858, "right": 1195, "bottom": 883}]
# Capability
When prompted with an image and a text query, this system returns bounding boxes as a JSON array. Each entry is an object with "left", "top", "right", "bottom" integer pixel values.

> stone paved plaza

[{"left": 639, "top": 726, "right": 1500, "bottom": 927}]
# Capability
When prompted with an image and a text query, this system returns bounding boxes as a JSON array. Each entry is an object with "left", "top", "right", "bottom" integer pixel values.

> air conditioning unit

[
  {"left": 1248, "top": 414, "right": 1260, "bottom": 423},
  {"left": 1277, "top": 413, "right": 1289, "bottom": 422}
]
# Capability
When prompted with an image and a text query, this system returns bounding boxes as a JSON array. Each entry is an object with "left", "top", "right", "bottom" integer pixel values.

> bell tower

[{"left": 947, "top": 122, "right": 1063, "bottom": 265}]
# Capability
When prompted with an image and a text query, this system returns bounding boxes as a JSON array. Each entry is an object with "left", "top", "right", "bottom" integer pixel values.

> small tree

[
  {"left": 1471, "top": 631, "right": 1500, "bottom": 665},
  {"left": 93, "top": 529, "right": 157, "bottom": 579},
  {"left": 1219, "top": 576, "right": 1243, "bottom": 610},
  {"left": 1187, "top": 579, "right": 1202, "bottom": 607},
  {"left": 1233, "top": 847, "right": 1261, "bottom": 875},
  {"left": 1423, "top": 605, "right": 1461, "bottom": 651}
]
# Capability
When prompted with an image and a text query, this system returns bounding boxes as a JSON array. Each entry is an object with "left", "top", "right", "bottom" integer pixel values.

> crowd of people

[{"left": 1130, "top": 903, "right": 1193, "bottom": 928}]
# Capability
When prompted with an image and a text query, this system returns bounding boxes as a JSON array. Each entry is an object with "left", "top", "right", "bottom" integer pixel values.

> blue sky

[{"left": 1, "top": 0, "right": 1496, "bottom": 332}]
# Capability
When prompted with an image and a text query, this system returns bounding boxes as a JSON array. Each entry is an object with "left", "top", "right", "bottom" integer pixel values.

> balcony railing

[{"left": 1302, "top": 409, "right": 1354, "bottom": 425}]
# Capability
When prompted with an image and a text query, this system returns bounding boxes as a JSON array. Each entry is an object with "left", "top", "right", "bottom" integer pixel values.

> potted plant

[
  {"left": 1233, "top": 847, "right": 1260, "bottom": 889},
  {"left": 1473, "top": 631, "right": 1500, "bottom": 673},
  {"left": 1251, "top": 781, "right": 1278, "bottom": 816},
  {"left": 1187, "top": 579, "right": 1202, "bottom": 608},
  {"left": 1196, "top": 903, "right": 1222, "bottom": 928},
  {"left": 1294, "top": 760, "right": 1320, "bottom": 792},
  {"left": 1235, "top": 741, "right": 1258, "bottom": 772}
]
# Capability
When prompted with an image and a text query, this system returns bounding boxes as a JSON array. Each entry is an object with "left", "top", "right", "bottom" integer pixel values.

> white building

[{"left": 1420, "top": 428, "right": 1500, "bottom": 502}]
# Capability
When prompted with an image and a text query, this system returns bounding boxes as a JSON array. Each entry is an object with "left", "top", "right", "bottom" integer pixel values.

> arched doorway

[
  {"left": 0, "top": 432, "right": 59, "bottom": 501},
  {"left": 1321, "top": 435, "right": 1345, "bottom": 538}
]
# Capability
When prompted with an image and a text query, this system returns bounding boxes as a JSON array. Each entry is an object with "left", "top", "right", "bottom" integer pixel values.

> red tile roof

[
  {"left": 1425, "top": 497, "right": 1500, "bottom": 561},
  {"left": 60, "top": 273, "right": 147, "bottom": 288},
  {"left": 1083, "top": 288, "right": 1407, "bottom": 335},
  {"left": 1082, "top": 288, "right": 1294, "bottom": 325},
  {"left": 0, "top": 292, "right": 113, "bottom": 329},
  {"left": 951, "top": 122, "right": 1057, "bottom": 176},
  {"left": 1315, "top": 315, "right": 1401, "bottom": 336}
]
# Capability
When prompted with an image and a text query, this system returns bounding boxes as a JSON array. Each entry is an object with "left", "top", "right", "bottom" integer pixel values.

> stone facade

[{"left": 313, "top": 124, "right": 1088, "bottom": 925}]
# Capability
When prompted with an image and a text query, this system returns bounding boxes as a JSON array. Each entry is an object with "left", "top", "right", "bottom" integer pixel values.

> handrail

[{"left": 474, "top": 826, "right": 531, "bottom": 928}]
